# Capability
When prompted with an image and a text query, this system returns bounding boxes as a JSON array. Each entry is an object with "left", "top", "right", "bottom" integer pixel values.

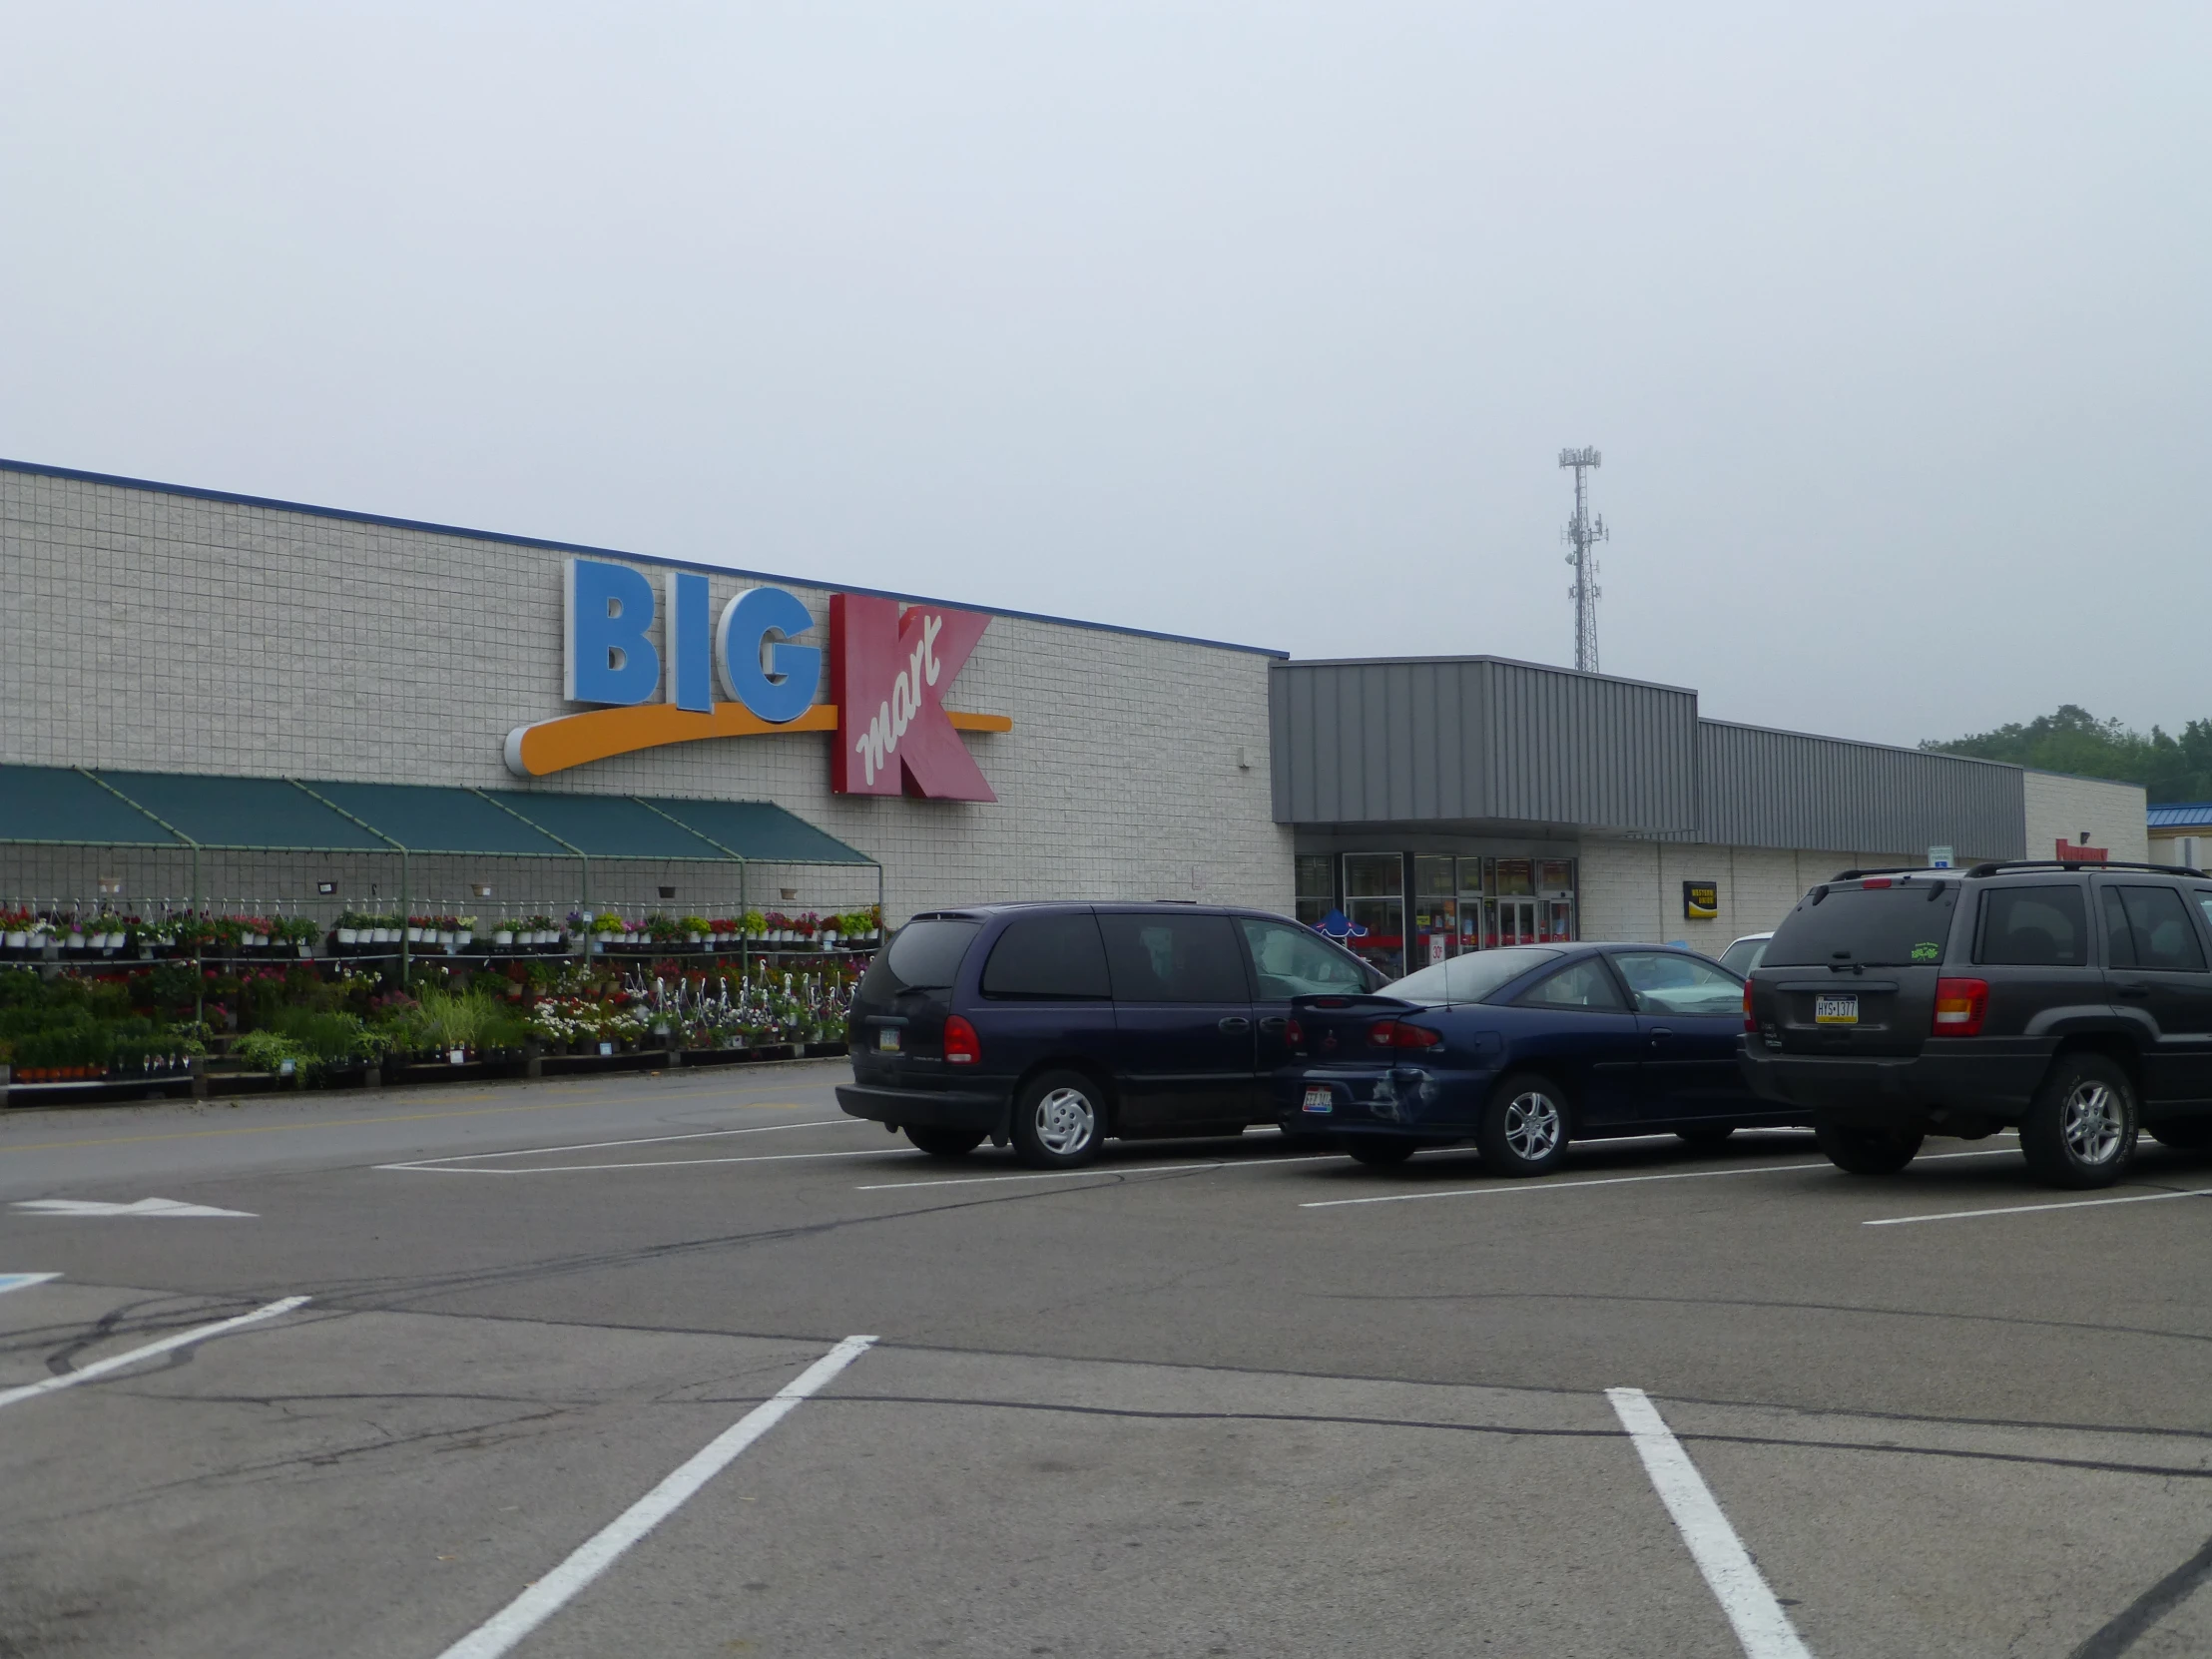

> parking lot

[{"left": 3, "top": 1062, "right": 2210, "bottom": 1657}]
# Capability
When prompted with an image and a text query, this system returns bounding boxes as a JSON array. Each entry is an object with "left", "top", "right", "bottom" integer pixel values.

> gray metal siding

[
  {"left": 1271, "top": 659, "right": 1699, "bottom": 831},
  {"left": 1696, "top": 722, "right": 2024, "bottom": 857}
]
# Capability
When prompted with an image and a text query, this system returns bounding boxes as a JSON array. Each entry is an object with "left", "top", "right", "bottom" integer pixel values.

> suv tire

[
  {"left": 1477, "top": 1073, "right": 1571, "bottom": 1177},
  {"left": 1816, "top": 1120, "right": 1924, "bottom": 1176},
  {"left": 904, "top": 1126, "right": 986, "bottom": 1158},
  {"left": 1010, "top": 1071, "right": 1106, "bottom": 1169},
  {"left": 2020, "top": 1054, "right": 2138, "bottom": 1189}
]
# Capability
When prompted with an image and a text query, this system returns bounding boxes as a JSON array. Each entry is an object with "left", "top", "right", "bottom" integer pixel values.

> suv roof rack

[
  {"left": 1828, "top": 866, "right": 1962, "bottom": 881},
  {"left": 1959, "top": 858, "right": 2209, "bottom": 878}
]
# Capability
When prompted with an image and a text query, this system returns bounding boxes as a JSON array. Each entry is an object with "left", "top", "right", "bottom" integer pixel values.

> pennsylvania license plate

[
  {"left": 876, "top": 1027, "right": 901, "bottom": 1053},
  {"left": 1302, "top": 1086, "right": 1333, "bottom": 1114},
  {"left": 1815, "top": 995, "right": 1860, "bottom": 1026}
]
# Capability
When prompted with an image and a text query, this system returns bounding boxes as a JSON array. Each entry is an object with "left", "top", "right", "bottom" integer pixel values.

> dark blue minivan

[{"left": 836, "top": 902, "right": 1382, "bottom": 1167}]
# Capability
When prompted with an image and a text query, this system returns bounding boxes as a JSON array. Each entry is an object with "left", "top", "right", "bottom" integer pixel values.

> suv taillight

[
  {"left": 1932, "top": 978, "right": 1987, "bottom": 1037},
  {"left": 1368, "top": 1019, "right": 1442, "bottom": 1050},
  {"left": 1286, "top": 1017, "right": 1304, "bottom": 1047},
  {"left": 943, "top": 1015, "right": 981, "bottom": 1065},
  {"left": 1743, "top": 981, "right": 1756, "bottom": 1033}
]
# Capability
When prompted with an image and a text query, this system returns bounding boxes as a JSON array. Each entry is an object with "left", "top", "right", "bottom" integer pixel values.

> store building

[
  {"left": 0, "top": 457, "right": 2149, "bottom": 957},
  {"left": 1272, "top": 658, "right": 2149, "bottom": 976}
]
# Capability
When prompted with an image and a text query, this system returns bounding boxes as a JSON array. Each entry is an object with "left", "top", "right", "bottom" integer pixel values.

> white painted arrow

[
  {"left": 0, "top": 1273, "right": 60, "bottom": 1295},
  {"left": 13, "top": 1198, "right": 257, "bottom": 1219}
]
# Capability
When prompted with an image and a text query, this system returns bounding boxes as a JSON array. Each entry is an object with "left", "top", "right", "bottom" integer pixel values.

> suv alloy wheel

[{"left": 2020, "top": 1053, "right": 2139, "bottom": 1189}]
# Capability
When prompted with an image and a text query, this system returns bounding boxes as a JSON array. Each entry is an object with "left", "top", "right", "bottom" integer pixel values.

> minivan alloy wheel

[
  {"left": 2061, "top": 1080, "right": 2125, "bottom": 1166},
  {"left": 1032, "top": 1087, "right": 1097, "bottom": 1157}
]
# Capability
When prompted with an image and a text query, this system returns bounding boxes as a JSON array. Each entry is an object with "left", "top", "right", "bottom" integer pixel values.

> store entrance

[{"left": 1495, "top": 897, "right": 1539, "bottom": 946}]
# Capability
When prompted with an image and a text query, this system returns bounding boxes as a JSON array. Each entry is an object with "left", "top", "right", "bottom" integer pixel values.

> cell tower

[{"left": 1558, "top": 447, "right": 1608, "bottom": 672}]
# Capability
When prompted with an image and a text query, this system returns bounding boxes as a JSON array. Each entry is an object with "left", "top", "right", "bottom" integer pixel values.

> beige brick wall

[
  {"left": 2021, "top": 771, "right": 2148, "bottom": 865},
  {"left": 1579, "top": 836, "right": 1924, "bottom": 950},
  {"left": 1, "top": 469, "right": 1296, "bottom": 924}
]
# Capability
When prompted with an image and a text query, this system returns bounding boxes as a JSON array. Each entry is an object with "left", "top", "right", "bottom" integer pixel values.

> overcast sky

[{"left": 4, "top": 3, "right": 2205, "bottom": 748}]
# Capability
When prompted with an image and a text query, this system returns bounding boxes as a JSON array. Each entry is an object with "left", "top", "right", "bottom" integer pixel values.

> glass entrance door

[{"left": 1495, "top": 897, "right": 1539, "bottom": 946}]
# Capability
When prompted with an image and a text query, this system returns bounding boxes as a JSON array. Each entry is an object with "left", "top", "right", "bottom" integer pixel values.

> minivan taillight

[
  {"left": 942, "top": 1015, "right": 981, "bottom": 1065},
  {"left": 1368, "top": 1019, "right": 1443, "bottom": 1050},
  {"left": 1932, "top": 978, "right": 1988, "bottom": 1037}
]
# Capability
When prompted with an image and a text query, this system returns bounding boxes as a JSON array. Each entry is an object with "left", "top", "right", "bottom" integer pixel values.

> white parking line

[
  {"left": 1608, "top": 1387, "right": 1815, "bottom": 1658},
  {"left": 374, "top": 1117, "right": 857, "bottom": 1170},
  {"left": 1300, "top": 1147, "right": 2018, "bottom": 1209},
  {"left": 0, "top": 1296, "right": 310, "bottom": 1411},
  {"left": 857, "top": 1153, "right": 1342, "bottom": 1191},
  {"left": 434, "top": 1334, "right": 876, "bottom": 1659},
  {"left": 383, "top": 1148, "right": 907, "bottom": 1176},
  {"left": 0, "top": 1274, "right": 59, "bottom": 1297},
  {"left": 1864, "top": 1187, "right": 2212, "bottom": 1227}
]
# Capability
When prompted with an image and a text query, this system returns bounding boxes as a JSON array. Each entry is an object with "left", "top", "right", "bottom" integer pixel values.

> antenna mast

[{"left": 1558, "top": 446, "right": 1607, "bottom": 672}]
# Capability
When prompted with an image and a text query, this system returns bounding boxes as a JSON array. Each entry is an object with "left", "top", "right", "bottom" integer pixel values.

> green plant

[{"left": 234, "top": 1028, "right": 311, "bottom": 1074}]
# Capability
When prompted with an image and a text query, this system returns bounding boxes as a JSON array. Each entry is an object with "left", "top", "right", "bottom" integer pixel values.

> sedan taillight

[
  {"left": 1932, "top": 978, "right": 1988, "bottom": 1037},
  {"left": 1368, "top": 1019, "right": 1443, "bottom": 1050}
]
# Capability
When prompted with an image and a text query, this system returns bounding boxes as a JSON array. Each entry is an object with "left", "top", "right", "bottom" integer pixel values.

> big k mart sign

[{"left": 503, "top": 559, "right": 1009, "bottom": 801}]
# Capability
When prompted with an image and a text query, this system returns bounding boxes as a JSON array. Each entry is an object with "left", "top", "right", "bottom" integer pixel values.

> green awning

[
  {"left": 91, "top": 770, "right": 391, "bottom": 851},
  {"left": 643, "top": 797, "right": 873, "bottom": 864},
  {"left": 0, "top": 766, "right": 187, "bottom": 846},
  {"left": 476, "top": 791, "right": 734, "bottom": 861},
  {"left": 301, "top": 781, "right": 577, "bottom": 857},
  {"left": 0, "top": 768, "right": 875, "bottom": 868}
]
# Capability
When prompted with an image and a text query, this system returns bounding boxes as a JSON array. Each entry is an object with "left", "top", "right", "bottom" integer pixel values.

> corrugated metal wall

[
  {"left": 1269, "top": 657, "right": 2029, "bottom": 857},
  {"left": 1270, "top": 658, "right": 1700, "bottom": 831},
  {"left": 1695, "top": 721, "right": 2024, "bottom": 857}
]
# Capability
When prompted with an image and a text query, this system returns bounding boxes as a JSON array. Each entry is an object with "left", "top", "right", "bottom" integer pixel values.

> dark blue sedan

[{"left": 1280, "top": 943, "right": 1808, "bottom": 1173}]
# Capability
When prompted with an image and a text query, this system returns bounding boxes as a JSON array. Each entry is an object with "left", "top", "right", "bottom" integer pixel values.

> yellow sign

[{"left": 1683, "top": 880, "right": 1719, "bottom": 921}]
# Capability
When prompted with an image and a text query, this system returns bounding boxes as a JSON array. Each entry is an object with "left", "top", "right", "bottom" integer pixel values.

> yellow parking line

[{"left": 0, "top": 1098, "right": 816, "bottom": 1153}]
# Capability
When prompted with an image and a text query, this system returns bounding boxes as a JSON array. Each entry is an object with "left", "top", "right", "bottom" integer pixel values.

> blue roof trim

[
  {"left": 1, "top": 455, "right": 1287, "bottom": 660},
  {"left": 2148, "top": 803, "right": 2212, "bottom": 827}
]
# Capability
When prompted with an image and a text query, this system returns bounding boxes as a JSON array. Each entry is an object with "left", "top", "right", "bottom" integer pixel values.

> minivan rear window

[
  {"left": 1765, "top": 881, "right": 1959, "bottom": 967},
  {"left": 859, "top": 918, "right": 983, "bottom": 997}
]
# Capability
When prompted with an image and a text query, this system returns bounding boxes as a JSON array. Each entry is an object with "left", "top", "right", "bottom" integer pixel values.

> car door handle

[
  {"left": 2115, "top": 983, "right": 2151, "bottom": 998},
  {"left": 1258, "top": 1017, "right": 1288, "bottom": 1034},
  {"left": 1647, "top": 1027, "right": 1673, "bottom": 1040},
  {"left": 1218, "top": 1016, "right": 1252, "bottom": 1033}
]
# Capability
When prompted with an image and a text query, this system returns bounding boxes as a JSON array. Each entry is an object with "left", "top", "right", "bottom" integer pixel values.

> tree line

[{"left": 1922, "top": 706, "right": 2212, "bottom": 804}]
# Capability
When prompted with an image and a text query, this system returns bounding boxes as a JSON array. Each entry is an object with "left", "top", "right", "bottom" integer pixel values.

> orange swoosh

[{"left": 505, "top": 704, "right": 1012, "bottom": 778}]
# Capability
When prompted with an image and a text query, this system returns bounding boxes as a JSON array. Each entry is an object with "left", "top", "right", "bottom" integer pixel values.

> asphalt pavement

[{"left": 2, "top": 1062, "right": 2209, "bottom": 1657}]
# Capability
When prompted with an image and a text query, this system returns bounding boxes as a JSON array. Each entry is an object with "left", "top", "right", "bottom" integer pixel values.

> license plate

[
  {"left": 1302, "top": 1086, "right": 1333, "bottom": 1113},
  {"left": 1815, "top": 995, "right": 1860, "bottom": 1026},
  {"left": 876, "top": 1027, "right": 901, "bottom": 1053}
]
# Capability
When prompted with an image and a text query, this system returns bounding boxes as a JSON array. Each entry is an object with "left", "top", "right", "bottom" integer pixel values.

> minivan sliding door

[{"left": 1098, "top": 912, "right": 1255, "bottom": 1131}]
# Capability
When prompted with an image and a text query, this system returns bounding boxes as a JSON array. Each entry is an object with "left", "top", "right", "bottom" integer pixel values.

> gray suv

[{"left": 1739, "top": 860, "right": 2212, "bottom": 1188}]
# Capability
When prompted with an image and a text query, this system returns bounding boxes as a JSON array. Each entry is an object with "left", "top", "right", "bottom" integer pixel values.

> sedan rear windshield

[
  {"left": 1765, "top": 882, "right": 1958, "bottom": 967},
  {"left": 858, "top": 918, "right": 982, "bottom": 997},
  {"left": 1387, "top": 947, "right": 1562, "bottom": 1004}
]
